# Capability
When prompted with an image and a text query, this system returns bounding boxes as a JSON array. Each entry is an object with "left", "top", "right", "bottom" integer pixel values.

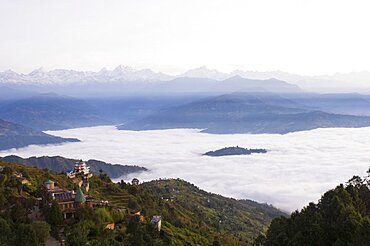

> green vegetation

[
  {"left": 258, "top": 169, "right": 370, "bottom": 246},
  {"left": 3, "top": 159, "right": 368, "bottom": 246},
  {"left": 0, "top": 155, "right": 147, "bottom": 179},
  {"left": 0, "top": 160, "right": 284, "bottom": 245},
  {"left": 137, "top": 179, "right": 285, "bottom": 245}
]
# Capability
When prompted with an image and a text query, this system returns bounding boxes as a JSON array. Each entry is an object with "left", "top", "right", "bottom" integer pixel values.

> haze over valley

[
  {"left": 2, "top": 65, "right": 370, "bottom": 212},
  {"left": 1, "top": 125, "right": 369, "bottom": 212},
  {"left": 1, "top": 1, "right": 370, "bottom": 244}
]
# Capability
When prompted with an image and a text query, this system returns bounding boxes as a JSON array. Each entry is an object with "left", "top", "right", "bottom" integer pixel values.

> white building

[
  {"left": 151, "top": 215, "right": 162, "bottom": 232},
  {"left": 66, "top": 160, "right": 92, "bottom": 178}
]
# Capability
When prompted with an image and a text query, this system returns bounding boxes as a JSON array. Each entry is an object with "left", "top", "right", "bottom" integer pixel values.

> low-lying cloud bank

[{"left": 1, "top": 126, "right": 369, "bottom": 212}]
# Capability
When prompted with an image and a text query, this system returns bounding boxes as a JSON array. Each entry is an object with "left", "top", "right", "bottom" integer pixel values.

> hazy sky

[{"left": 1, "top": 0, "right": 369, "bottom": 75}]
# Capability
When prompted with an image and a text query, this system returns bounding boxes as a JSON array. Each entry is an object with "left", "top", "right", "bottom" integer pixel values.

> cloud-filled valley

[{"left": 1, "top": 125, "right": 369, "bottom": 212}]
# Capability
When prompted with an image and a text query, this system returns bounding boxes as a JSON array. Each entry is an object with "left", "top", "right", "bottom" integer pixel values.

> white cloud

[{"left": 1, "top": 125, "right": 369, "bottom": 212}]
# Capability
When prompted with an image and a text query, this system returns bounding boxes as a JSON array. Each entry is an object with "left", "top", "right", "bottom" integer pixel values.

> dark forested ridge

[
  {"left": 0, "top": 160, "right": 285, "bottom": 246},
  {"left": 204, "top": 146, "right": 267, "bottom": 156},
  {"left": 0, "top": 155, "right": 146, "bottom": 179},
  {"left": 256, "top": 170, "right": 370, "bottom": 246},
  {"left": 0, "top": 118, "right": 78, "bottom": 150}
]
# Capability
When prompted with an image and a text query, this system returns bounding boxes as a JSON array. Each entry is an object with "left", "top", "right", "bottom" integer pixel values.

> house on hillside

[
  {"left": 105, "top": 223, "right": 115, "bottom": 230},
  {"left": 126, "top": 208, "right": 145, "bottom": 222},
  {"left": 151, "top": 215, "right": 162, "bottom": 232},
  {"left": 40, "top": 179, "right": 98, "bottom": 219},
  {"left": 10, "top": 171, "right": 31, "bottom": 186},
  {"left": 18, "top": 177, "right": 31, "bottom": 185}
]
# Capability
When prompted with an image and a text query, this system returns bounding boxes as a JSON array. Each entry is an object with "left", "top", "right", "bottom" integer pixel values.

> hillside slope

[
  {"left": 138, "top": 179, "right": 286, "bottom": 245},
  {"left": 0, "top": 161, "right": 285, "bottom": 245},
  {"left": 0, "top": 118, "right": 78, "bottom": 150},
  {"left": 0, "top": 155, "right": 146, "bottom": 178},
  {"left": 260, "top": 171, "right": 370, "bottom": 245}
]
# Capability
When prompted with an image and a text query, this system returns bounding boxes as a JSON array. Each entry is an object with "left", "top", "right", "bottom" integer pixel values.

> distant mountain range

[
  {"left": 139, "top": 75, "right": 302, "bottom": 95},
  {"left": 119, "top": 92, "right": 370, "bottom": 134},
  {"left": 2, "top": 66, "right": 370, "bottom": 92},
  {"left": 0, "top": 65, "right": 171, "bottom": 84},
  {"left": 0, "top": 118, "right": 78, "bottom": 150},
  {"left": 2, "top": 68, "right": 370, "bottom": 138},
  {"left": 0, "top": 70, "right": 303, "bottom": 97},
  {"left": 0, "top": 155, "right": 146, "bottom": 178}
]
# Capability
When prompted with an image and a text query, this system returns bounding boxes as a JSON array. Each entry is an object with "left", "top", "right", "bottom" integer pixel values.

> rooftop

[{"left": 75, "top": 187, "right": 86, "bottom": 203}]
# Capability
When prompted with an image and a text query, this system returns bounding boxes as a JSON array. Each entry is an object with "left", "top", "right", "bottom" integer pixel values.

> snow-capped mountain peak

[
  {"left": 0, "top": 66, "right": 174, "bottom": 84},
  {"left": 180, "top": 66, "right": 229, "bottom": 80}
]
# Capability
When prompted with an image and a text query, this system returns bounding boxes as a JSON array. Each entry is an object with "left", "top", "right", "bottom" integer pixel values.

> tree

[
  {"left": 253, "top": 234, "right": 266, "bottom": 246},
  {"left": 264, "top": 171, "right": 370, "bottom": 246},
  {"left": 94, "top": 208, "right": 113, "bottom": 224},
  {"left": 264, "top": 216, "right": 289, "bottom": 246},
  {"left": 128, "top": 185, "right": 138, "bottom": 195},
  {"left": 212, "top": 237, "right": 222, "bottom": 246},
  {"left": 66, "top": 220, "right": 92, "bottom": 246},
  {"left": 127, "top": 216, "right": 145, "bottom": 246},
  {"left": 10, "top": 203, "right": 28, "bottom": 224},
  {"left": 128, "top": 198, "right": 140, "bottom": 211},
  {"left": 0, "top": 217, "right": 12, "bottom": 245},
  {"left": 46, "top": 200, "right": 63, "bottom": 226},
  {"left": 111, "top": 209, "right": 125, "bottom": 223},
  {"left": 75, "top": 206, "right": 94, "bottom": 222},
  {"left": 0, "top": 174, "right": 7, "bottom": 186},
  {"left": 32, "top": 221, "right": 51, "bottom": 246},
  {"left": 14, "top": 223, "right": 38, "bottom": 246}
]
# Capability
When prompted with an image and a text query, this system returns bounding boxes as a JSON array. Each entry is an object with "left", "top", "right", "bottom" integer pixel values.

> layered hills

[
  {"left": 0, "top": 93, "right": 108, "bottom": 131},
  {"left": 0, "top": 118, "right": 78, "bottom": 150},
  {"left": 119, "top": 92, "right": 370, "bottom": 134}
]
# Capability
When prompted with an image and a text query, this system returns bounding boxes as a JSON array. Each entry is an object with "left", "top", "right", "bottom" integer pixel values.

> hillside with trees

[
  {"left": 256, "top": 169, "right": 370, "bottom": 246},
  {"left": 0, "top": 160, "right": 284, "bottom": 246},
  {"left": 0, "top": 155, "right": 147, "bottom": 179}
]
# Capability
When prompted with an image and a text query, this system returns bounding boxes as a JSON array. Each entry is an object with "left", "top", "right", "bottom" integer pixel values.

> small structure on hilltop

[
  {"left": 74, "top": 160, "right": 91, "bottom": 175},
  {"left": 65, "top": 160, "right": 93, "bottom": 193},
  {"left": 11, "top": 171, "right": 31, "bottom": 186},
  {"left": 66, "top": 160, "right": 92, "bottom": 179},
  {"left": 40, "top": 179, "right": 98, "bottom": 219},
  {"left": 132, "top": 178, "right": 139, "bottom": 185},
  {"left": 151, "top": 215, "right": 162, "bottom": 232}
]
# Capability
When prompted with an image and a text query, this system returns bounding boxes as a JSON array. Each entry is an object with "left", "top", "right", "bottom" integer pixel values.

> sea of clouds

[{"left": 1, "top": 126, "right": 369, "bottom": 212}]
